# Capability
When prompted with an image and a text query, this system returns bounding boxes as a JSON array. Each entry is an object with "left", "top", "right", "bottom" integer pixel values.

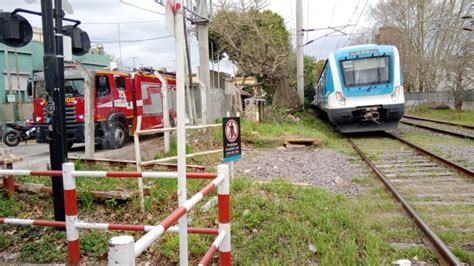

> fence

[
  {"left": 133, "top": 115, "right": 223, "bottom": 212},
  {"left": 0, "top": 162, "right": 231, "bottom": 265},
  {"left": 405, "top": 91, "right": 474, "bottom": 111}
]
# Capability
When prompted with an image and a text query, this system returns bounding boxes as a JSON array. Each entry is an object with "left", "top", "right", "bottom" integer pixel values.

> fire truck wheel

[{"left": 102, "top": 121, "right": 126, "bottom": 149}]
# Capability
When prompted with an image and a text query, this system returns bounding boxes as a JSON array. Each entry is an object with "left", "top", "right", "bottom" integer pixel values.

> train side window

[
  {"left": 321, "top": 69, "right": 326, "bottom": 95},
  {"left": 96, "top": 75, "right": 111, "bottom": 98}
]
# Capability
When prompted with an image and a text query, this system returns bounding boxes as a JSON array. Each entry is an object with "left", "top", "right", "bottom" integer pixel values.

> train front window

[{"left": 341, "top": 56, "right": 390, "bottom": 87}]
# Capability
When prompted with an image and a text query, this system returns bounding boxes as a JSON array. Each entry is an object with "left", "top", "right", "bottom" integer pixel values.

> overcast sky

[{"left": 1, "top": 0, "right": 380, "bottom": 74}]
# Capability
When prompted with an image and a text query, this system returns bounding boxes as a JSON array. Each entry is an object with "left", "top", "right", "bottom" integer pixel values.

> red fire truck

[{"left": 29, "top": 68, "right": 177, "bottom": 149}]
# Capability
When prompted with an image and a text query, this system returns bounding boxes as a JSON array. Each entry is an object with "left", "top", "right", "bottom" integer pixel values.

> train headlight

[
  {"left": 392, "top": 86, "right": 401, "bottom": 101},
  {"left": 335, "top": 91, "right": 346, "bottom": 106}
]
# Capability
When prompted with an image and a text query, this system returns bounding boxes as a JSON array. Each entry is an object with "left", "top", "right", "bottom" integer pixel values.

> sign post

[{"left": 223, "top": 116, "right": 241, "bottom": 163}]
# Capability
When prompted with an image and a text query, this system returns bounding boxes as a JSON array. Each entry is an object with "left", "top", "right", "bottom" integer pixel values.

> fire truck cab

[{"left": 30, "top": 68, "right": 177, "bottom": 149}]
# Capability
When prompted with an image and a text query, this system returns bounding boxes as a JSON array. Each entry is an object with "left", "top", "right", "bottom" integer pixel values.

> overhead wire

[
  {"left": 335, "top": 0, "right": 361, "bottom": 49},
  {"left": 118, "top": 0, "right": 165, "bottom": 15},
  {"left": 91, "top": 35, "right": 172, "bottom": 43},
  {"left": 342, "top": 0, "right": 369, "bottom": 47},
  {"left": 318, "top": 0, "right": 338, "bottom": 60}
]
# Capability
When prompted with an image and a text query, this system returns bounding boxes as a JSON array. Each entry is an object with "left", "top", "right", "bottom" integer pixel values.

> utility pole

[
  {"left": 14, "top": 48, "right": 22, "bottom": 121},
  {"left": 197, "top": 0, "right": 210, "bottom": 125},
  {"left": 4, "top": 46, "right": 15, "bottom": 122},
  {"left": 296, "top": 0, "right": 304, "bottom": 106},
  {"left": 40, "top": 0, "right": 67, "bottom": 222},
  {"left": 118, "top": 23, "right": 123, "bottom": 70},
  {"left": 132, "top": 56, "right": 137, "bottom": 69}
]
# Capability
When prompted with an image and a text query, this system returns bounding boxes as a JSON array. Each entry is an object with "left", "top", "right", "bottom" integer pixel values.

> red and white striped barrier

[
  {"left": 0, "top": 163, "right": 231, "bottom": 265},
  {"left": 108, "top": 164, "right": 231, "bottom": 265},
  {"left": 199, "top": 231, "right": 226, "bottom": 266},
  {"left": 0, "top": 217, "right": 218, "bottom": 235}
]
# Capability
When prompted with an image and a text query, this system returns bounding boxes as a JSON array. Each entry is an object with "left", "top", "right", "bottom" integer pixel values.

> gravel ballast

[{"left": 235, "top": 147, "right": 368, "bottom": 195}]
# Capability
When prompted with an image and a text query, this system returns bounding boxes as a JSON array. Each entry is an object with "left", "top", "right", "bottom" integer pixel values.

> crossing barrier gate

[{"left": 0, "top": 163, "right": 231, "bottom": 265}]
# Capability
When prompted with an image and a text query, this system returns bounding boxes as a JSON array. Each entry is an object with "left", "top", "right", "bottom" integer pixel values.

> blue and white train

[{"left": 313, "top": 44, "right": 405, "bottom": 133}]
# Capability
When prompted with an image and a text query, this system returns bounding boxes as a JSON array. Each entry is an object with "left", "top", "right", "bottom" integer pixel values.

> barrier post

[
  {"left": 62, "top": 162, "right": 80, "bottom": 264},
  {"left": 3, "top": 163, "right": 15, "bottom": 195},
  {"left": 217, "top": 164, "right": 231, "bottom": 265},
  {"left": 108, "top": 235, "right": 136, "bottom": 265},
  {"left": 134, "top": 115, "right": 145, "bottom": 212}
]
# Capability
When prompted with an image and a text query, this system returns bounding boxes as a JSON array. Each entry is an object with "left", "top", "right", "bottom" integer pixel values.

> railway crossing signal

[
  {"left": 1, "top": 2, "right": 90, "bottom": 223},
  {"left": 0, "top": 12, "right": 33, "bottom": 47}
]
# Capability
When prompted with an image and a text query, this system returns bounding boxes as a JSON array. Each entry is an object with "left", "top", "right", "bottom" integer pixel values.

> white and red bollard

[
  {"left": 217, "top": 164, "right": 231, "bottom": 265},
  {"left": 63, "top": 163, "right": 80, "bottom": 264}
]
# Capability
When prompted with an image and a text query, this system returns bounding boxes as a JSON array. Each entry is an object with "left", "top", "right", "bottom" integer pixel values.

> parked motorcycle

[{"left": 2, "top": 121, "right": 37, "bottom": 147}]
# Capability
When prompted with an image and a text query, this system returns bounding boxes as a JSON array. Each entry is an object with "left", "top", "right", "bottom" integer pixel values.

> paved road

[{"left": 0, "top": 141, "right": 134, "bottom": 170}]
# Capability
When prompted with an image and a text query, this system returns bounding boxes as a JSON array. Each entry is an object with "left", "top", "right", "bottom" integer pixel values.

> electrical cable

[
  {"left": 335, "top": 0, "right": 361, "bottom": 49},
  {"left": 318, "top": 0, "right": 338, "bottom": 60},
  {"left": 342, "top": 0, "right": 369, "bottom": 47}
]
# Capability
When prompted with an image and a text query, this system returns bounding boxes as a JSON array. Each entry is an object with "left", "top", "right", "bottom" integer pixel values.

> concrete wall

[
  {"left": 189, "top": 84, "right": 231, "bottom": 124},
  {"left": 0, "top": 103, "right": 34, "bottom": 123}
]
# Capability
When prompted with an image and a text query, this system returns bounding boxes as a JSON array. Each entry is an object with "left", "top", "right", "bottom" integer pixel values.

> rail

[{"left": 348, "top": 137, "right": 463, "bottom": 265}]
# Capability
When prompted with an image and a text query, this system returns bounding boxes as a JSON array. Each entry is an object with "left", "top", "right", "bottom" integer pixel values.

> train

[{"left": 313, "top": 44, "right": 405, "bottom": 133}]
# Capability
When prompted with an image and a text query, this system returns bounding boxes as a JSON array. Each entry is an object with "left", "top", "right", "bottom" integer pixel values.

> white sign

[{"left": 7, "top": 94, "right": 16, "bottom": 103}]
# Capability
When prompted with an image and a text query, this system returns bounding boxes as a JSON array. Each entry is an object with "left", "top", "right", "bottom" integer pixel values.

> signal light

[
  {"left": 0, "top": 12, "right": 33, "bottom": 48},
  {"left": 63, "top": 25, "right": 90, "bottom": 56}
]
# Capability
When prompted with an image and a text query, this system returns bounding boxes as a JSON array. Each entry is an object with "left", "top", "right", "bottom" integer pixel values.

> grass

[
  {"left": 0, "top": 174, "right": 442, "bottom": 264},
  {"left": 3, "top": 109, "right": 470, "bottom": 264},
  {"left": 240, "top": 109, "right": 348, "bottom": 150},
  {"left": 406, "top": 103, "right": 474, "bottom": 126}
]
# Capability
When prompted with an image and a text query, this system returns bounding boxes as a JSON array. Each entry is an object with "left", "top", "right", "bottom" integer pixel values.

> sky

[{"left": 0, "top": 0, "right": 380, "bottom": 74}]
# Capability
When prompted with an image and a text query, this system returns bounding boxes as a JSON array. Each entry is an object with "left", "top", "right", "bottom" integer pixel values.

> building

[{"left": 1, "top": 28, "right": 111, "bottom": 123}]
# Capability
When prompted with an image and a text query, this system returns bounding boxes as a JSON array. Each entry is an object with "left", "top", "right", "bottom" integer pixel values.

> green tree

[{"left": 209, "top": 1, "right": 300, "bottom": 109}]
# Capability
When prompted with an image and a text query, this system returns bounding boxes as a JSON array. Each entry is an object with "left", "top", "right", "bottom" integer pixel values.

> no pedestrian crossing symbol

[{"left": 223, "top": 117, "right": 241, "bottom": 162}]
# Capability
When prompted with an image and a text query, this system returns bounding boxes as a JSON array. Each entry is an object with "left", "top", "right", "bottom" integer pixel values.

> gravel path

[{"left": 235, "top": 147, "right": 368, "bottom": 195}]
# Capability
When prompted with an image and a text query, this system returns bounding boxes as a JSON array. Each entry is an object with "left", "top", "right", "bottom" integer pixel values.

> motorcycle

[{"left": 2, "top": 121, "right": 37, "bottom": 147}]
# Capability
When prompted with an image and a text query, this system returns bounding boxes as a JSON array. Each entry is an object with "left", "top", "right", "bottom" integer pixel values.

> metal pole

[
  {"left": 118, "top": 24, "right": 123, "bottom": 70},
  {"left": 14, "top": 48, "right": 22, "bottom": 121},
  {"left": 217, "top": 164, "right": 231, "bottom": 265},
  {"left": 4, "top": 46, "right": 15, "bottom": 122},
  {"left": 174, "top": 1, "right": 188, "bottom": 264},
  {"left": 197, "top": 0, "right": 210, "bottom": 125},
  {"left": 296, "top": 0, "right": 304, "bottom": 106},
  {"left": 183, "top": 16, "right": 195, "bottom": 124},
  {"left": 133, "top": 116, "right": 145, "bottom": 212},
  {"left": 40, "top": 0, "right": 66, "bottom": 222}
]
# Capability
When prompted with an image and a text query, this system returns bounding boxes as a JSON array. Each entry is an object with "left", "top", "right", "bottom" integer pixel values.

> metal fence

[
  {"left": 405, "top": 91, "right": 474, "bottom": 102},
  {"left": 405, "top": 91, "right": 474, "bottom": 111}
]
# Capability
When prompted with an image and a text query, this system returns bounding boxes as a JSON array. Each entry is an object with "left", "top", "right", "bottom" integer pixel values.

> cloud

[{"left": 0, "top": 0, "right": 376, "bottom": 74}]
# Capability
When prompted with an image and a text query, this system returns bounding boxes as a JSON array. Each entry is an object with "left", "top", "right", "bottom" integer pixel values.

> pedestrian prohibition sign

[{"left": 223, "top": 117, "right": 241, "bottom": 162}]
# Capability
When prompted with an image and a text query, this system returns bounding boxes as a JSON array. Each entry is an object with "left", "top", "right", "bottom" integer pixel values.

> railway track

[
  {"left": 401, "top": 115, "right": 474, "bottom": 140},
  {"left": 349, "top": 132, "right": 474, "bottom": 265}
]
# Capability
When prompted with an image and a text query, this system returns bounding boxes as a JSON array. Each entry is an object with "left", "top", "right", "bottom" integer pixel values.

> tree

[
  {"left": 444, "top": 36, "right": 473, "bottom": 110},
  {"left": 370, "top": 0, "right": 471, "bottom": 92},
  {"left": 209, "top": 0, "right": 300, "bottom": 109},
  {"left": 302, "top": 56, "right": 325, "bottom": 106}
]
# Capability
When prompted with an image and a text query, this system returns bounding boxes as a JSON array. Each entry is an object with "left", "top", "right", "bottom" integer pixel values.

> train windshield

[
  {"left": 341, "top": 56, "right": 390, "bottom": 87},
  {"left": 35, "top": 79, "right": 85, "bottom": 98}
]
